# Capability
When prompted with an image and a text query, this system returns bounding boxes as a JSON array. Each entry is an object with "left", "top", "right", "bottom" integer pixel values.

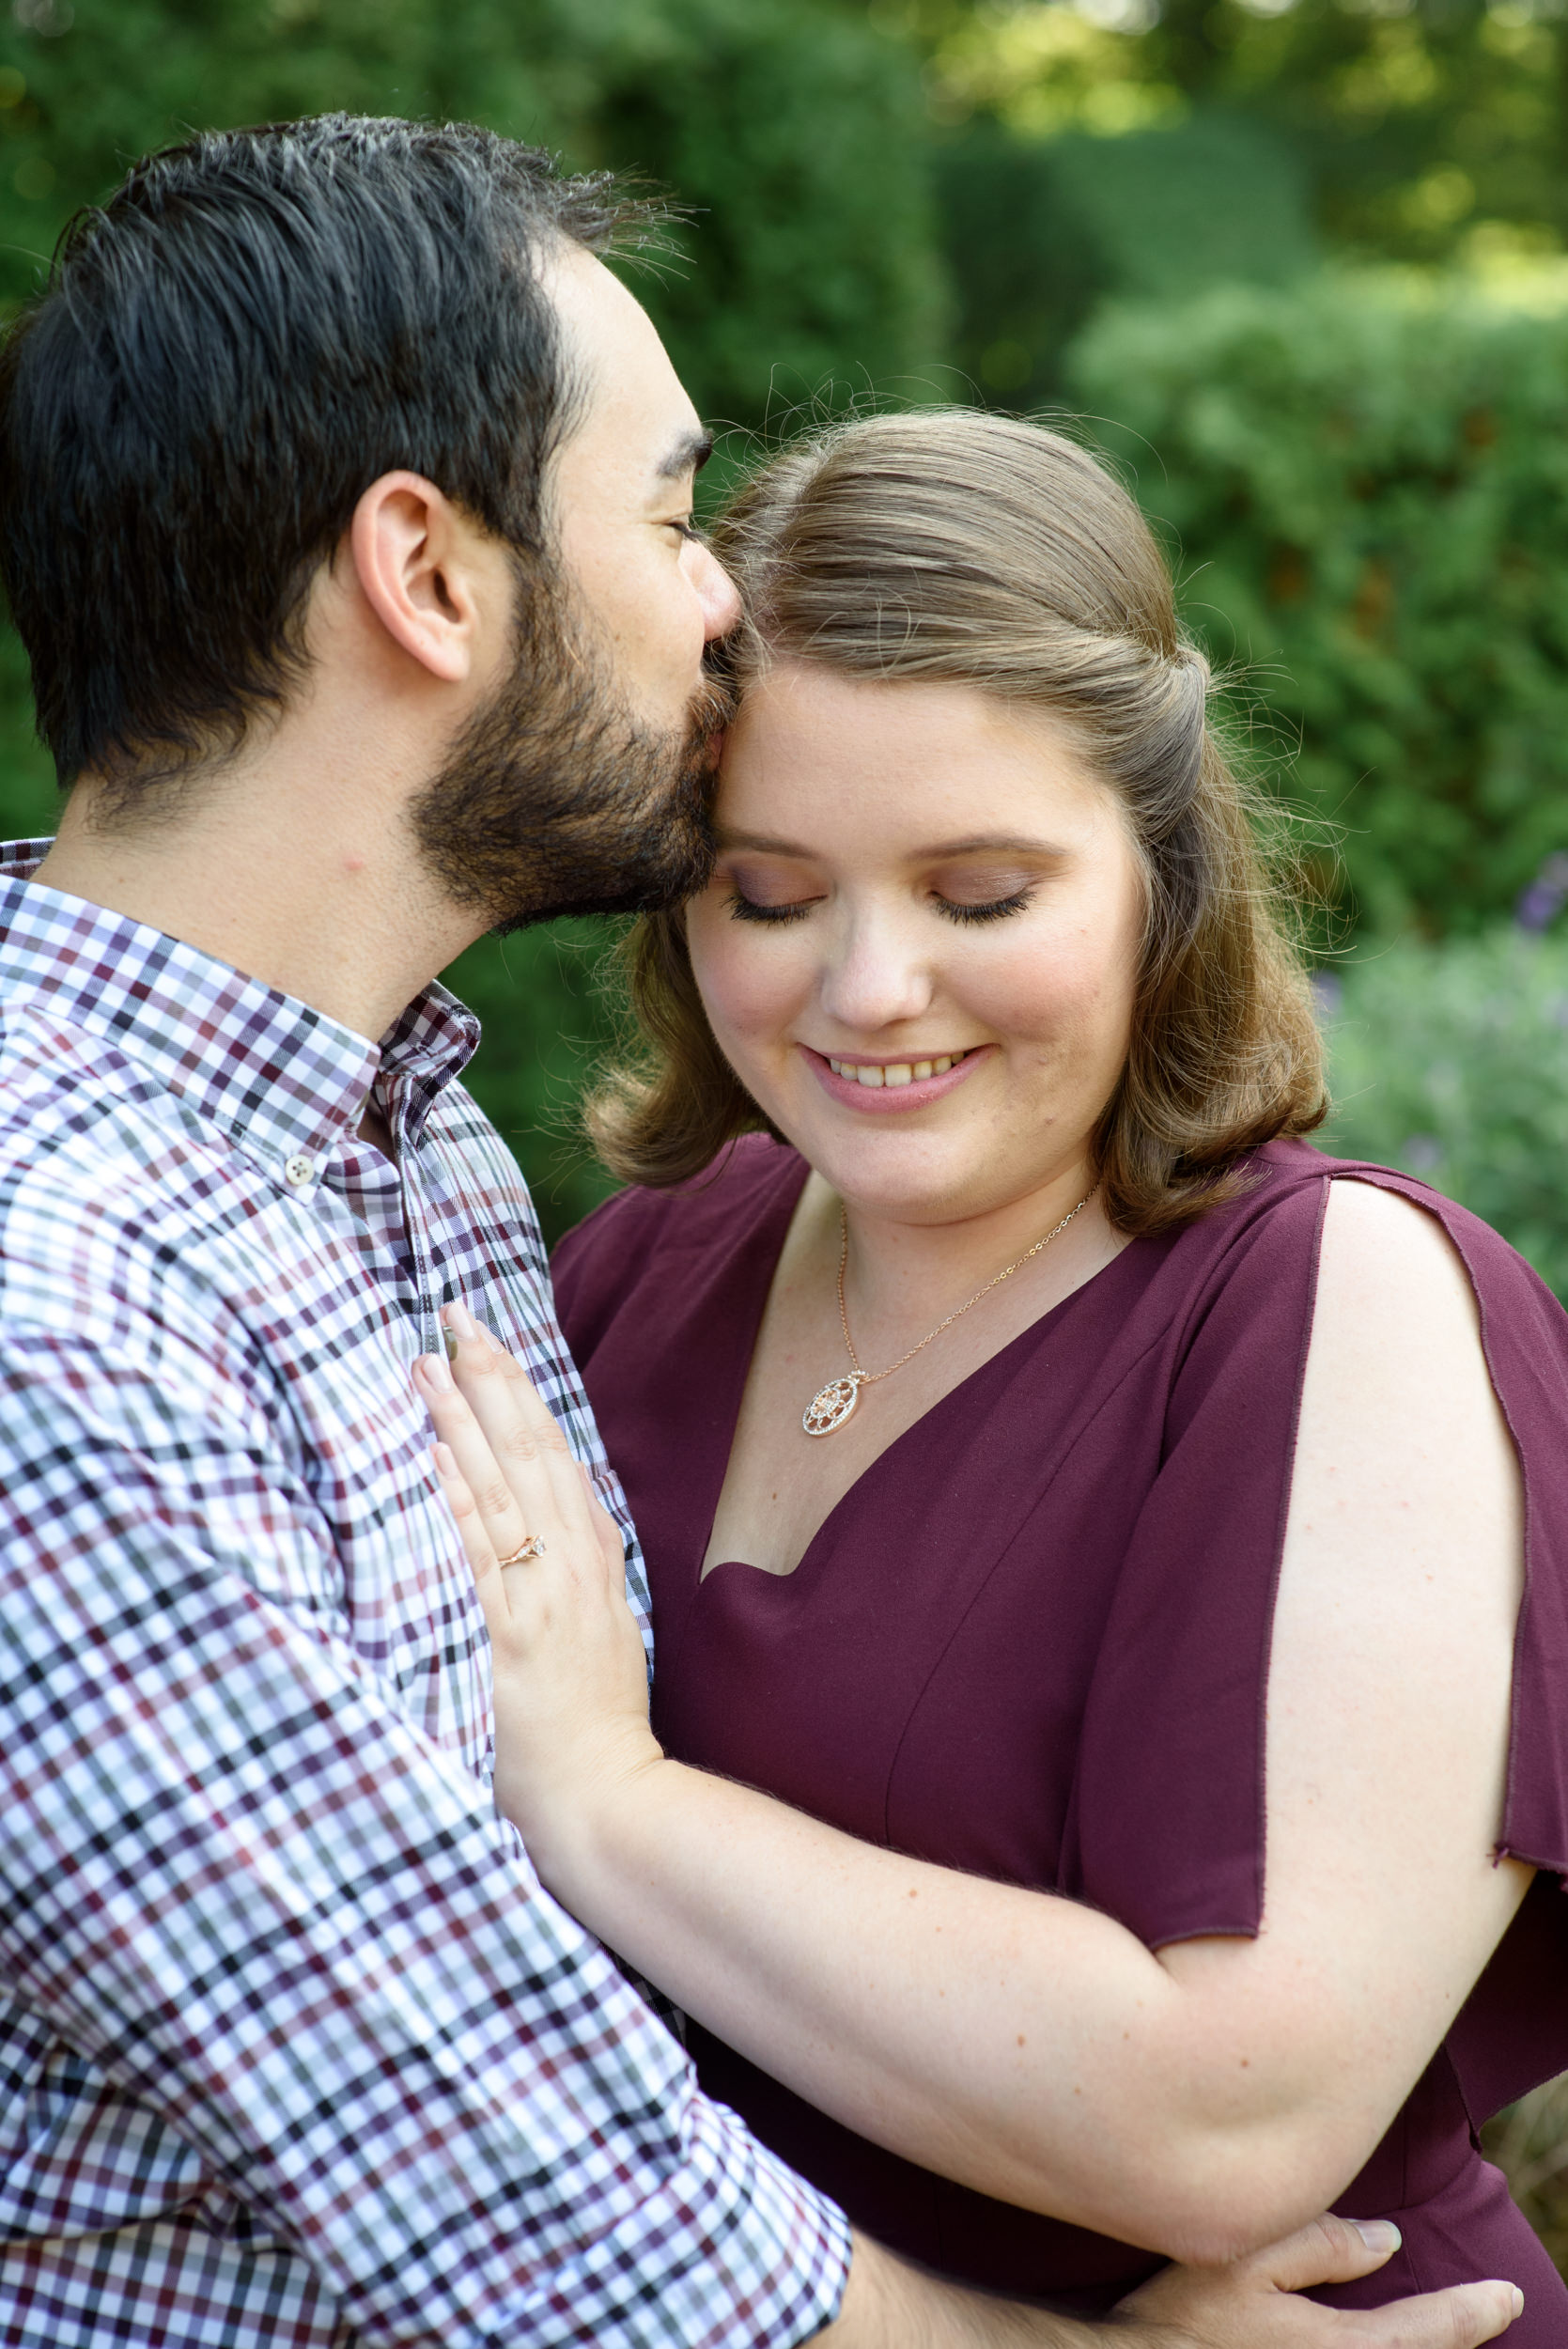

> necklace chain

[
  {"left": 836, "top": 1184, "right": 1098, "bottom": 1387},
  {"left": 801, "top": 1183, "right": 1100, "bottom": 1435}
]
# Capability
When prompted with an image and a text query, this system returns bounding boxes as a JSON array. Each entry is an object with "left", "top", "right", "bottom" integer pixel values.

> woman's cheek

[{"left": 690, "top": 921, "right": 810, "bottom": 1075}]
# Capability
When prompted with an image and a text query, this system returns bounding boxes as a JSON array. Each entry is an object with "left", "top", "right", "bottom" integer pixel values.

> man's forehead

[{"left": 546, "top": 246, "right": 706, "bottom": 480}]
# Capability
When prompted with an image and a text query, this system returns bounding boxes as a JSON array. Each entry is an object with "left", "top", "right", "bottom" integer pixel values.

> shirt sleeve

[{"left": 0, "top": 1319, "right": 850, "bottom": 2349}]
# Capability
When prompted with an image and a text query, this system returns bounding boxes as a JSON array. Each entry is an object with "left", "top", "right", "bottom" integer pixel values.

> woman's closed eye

[
  {"left": 935, "top": 885, "right": 1038, "bottom": 926},
  {"left": 725, "top": 886, "right": 819, "bottom": 926},
  {"left": 721, "top": 857, "right": 826, "bottom": 924},
  {"left": 925, "top": 862, "right": 1048, "bottom": 925},
  {"left": 722, "top": 879, "right": 1043, "bottom": 926}
]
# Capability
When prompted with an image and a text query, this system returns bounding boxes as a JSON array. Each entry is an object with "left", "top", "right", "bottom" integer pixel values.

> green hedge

[
  {"left": 1070, "top": 273, "right": 1568, "bottom": 937},
  {"left": 442, "top": 921, "right": 621, "bottom": 1247},
  {"left": 1323, "top": 926, "right": 1568, "bottom": 1299}
]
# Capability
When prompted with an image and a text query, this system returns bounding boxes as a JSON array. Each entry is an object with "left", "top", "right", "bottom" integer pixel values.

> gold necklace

[{"left": 801, "top": 1186, "right": 1099, "bottom": 1438}]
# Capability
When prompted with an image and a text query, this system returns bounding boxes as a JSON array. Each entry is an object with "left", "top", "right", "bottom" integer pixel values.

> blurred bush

[
  {"left": 442, "top": 921, "right": 622, "bottom": 1247},
  {"left": 939, "top": 110, "right": 1316, "bottom": 401},
  {"left": 1485, "top": 2078, "right": 1568, "bottom": 2279},
  {"left": 1072, "top": 273, "right": 1568, "bottom": 937},
  {"left": 1321, "top": 926, "right": 1568, "bottom": 1299}
]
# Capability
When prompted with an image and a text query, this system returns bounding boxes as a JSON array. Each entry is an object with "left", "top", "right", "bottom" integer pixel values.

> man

[{"left": 0, "top": 115, "right": 1520, "bottom": 2348}]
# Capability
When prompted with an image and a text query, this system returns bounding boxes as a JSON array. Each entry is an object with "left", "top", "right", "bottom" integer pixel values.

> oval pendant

[{"left": 803, "top": 1374, "right": 862, "bottom": 1438}]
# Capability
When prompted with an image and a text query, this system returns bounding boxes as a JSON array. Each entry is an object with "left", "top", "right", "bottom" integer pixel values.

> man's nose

[{"left": 693, "top": 543, "right": 742, "bottom": 644}]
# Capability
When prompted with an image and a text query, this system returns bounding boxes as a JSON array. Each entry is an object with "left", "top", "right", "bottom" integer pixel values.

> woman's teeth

[{"left": 827, "top": 1051, "right": 966, "bottom": 1089}]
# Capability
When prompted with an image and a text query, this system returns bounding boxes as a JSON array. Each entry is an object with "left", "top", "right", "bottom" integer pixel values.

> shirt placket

[{"left": 383, "top": 1071, "right": 444, "bottom": 1361}]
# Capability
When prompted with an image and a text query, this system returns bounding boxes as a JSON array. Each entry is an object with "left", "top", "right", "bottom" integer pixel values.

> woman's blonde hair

[{"left": 587, "top": 410, "right": 1325, "bottom": 1235}]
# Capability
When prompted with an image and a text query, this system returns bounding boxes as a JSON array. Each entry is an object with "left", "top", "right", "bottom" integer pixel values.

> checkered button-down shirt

[{"left": 0, "top": 847, "right": 849, "bottom": 2349}]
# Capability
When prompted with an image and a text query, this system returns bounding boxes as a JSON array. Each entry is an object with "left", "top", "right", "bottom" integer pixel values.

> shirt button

[{"left": 283, "top": 1153, "right": 316, "bottom": 1188}]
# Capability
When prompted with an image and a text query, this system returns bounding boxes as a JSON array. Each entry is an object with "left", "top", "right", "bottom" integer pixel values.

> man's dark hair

[{"left": 0, "top": 114, "right": 656, "bottom": 794}]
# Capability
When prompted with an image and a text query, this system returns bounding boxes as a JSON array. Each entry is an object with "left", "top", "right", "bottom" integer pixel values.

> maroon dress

[{"left": 553, "top": 1135, "right": 1568, "bottom": 2328}]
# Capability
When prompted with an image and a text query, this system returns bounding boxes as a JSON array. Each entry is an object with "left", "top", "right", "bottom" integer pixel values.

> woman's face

[{"left": 685, "top": 661, "right": 1147, "bottom": 1228}]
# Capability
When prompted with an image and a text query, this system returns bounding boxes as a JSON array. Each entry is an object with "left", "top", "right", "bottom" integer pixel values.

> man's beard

[{"left": 409, "top": 581, "right": 731, "bottom": 932}]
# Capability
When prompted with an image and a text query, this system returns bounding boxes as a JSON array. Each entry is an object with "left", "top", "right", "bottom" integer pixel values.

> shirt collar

[{"left": 0, "top": 842, "right": 480, "bottom": 1179}]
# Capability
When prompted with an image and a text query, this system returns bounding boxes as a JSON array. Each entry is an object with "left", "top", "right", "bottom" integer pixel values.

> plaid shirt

[{"left": 0, "top": 846, "right": 849, "bottom": 2349}]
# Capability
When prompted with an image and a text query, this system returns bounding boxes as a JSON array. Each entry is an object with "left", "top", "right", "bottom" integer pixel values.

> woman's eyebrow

[
  {"left": 715, "top": 830, "right": 1067, "bottom": 859},
  {"left": 714, "top": 829, "right": 816, "bottom": 855},
  {"left": 915, "top": 832, "right": 1064, "bottom": 859}
]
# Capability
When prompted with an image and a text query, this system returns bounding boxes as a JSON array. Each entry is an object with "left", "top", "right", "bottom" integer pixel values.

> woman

[{"left": 421, "top": 412, "right": 1568, "bottom": 2329}]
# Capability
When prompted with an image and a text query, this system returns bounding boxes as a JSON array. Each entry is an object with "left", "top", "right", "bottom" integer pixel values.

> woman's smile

[{"left": 808, "top": 1041, "right": 987, "bottom": 1112}]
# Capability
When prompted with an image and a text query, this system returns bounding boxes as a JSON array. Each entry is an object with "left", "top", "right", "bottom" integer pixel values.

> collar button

[{"left": 283, "top": 1153, "right": 317, "bottom": 1189}]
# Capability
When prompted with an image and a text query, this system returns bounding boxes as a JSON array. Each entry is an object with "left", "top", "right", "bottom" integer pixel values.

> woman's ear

[{"left": 348, "top": 470, "right": 498, "bottom": 685}]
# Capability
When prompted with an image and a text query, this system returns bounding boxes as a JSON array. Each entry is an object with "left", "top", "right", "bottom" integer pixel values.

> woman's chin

[{"left": 794, "top": 1131, "right": 1016, "bottom": 1228}]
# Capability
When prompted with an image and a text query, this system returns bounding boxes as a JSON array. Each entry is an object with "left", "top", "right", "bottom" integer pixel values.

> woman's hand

[
  {"left": 820, "top": 2214, "right": 1523, "bottom": 2346},
  {"left": 415, "top": 1304, "right": 662, "bottom": 1881},
  {"left": 1112, "top": 2216, "right": 1523, "bottom": 2346}
]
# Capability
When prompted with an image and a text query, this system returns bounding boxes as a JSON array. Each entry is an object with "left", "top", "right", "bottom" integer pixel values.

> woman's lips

[{"left": 804, "top": 1043, "right": 990, "bottom": 1112}]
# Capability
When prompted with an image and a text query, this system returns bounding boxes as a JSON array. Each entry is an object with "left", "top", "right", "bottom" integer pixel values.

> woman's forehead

[{"left": 717, "top": 668, "right": 1113, "bottom": 836}]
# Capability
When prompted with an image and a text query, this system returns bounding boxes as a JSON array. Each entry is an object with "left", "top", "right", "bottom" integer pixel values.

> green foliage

[
  {"left": 0, "top": 630, "right": 52, "bottom": 831},
  {"left": 939, "top": 109, "right": 1316, "bottom": 399},
  {"left": 442, "top": 921, "right": 622, "bottom": 1248},
  {"left": 1323, "top": 926, "right": 1568, "bottom": 1301},
  {"left": 916, "top": 0, "right": 1568, "bottom": 272},
  {"left": 1069, "top": 272, "right": 1568, "bottom": 934},
  {"left": 574, "top": 0, "right": 944, "bottom": 432}
]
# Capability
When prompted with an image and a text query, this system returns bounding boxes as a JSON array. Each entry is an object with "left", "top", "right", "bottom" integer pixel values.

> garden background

[{"left": 7, "top": 0, "right": 1568, "bottom": 2269}]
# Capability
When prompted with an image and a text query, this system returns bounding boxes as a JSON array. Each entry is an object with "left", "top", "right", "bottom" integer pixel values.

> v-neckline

[{"left": 692, "top": 1146, "right": 1143, "bottom": 1594}]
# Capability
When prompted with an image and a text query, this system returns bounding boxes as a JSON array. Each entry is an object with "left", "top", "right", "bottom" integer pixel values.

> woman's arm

[{"left": 422, "top": 1181, "right": 1529, "bottom": 2263}]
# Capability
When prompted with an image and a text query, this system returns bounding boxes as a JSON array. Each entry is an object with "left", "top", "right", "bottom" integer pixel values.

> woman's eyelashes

[
  {"left": 722, "top": 879, "right": 1042, "bottom": 926},
  {"left": 724, "top": 888, "right": 816, "bottom": 926},
  {"left": 938, "top": 886, "right": 1038, "bottom": 926}
]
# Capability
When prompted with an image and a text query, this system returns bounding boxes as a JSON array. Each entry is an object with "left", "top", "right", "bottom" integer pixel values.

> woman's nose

[{"left": 819, "top": 921, "right": 935, "bottom": 1034}]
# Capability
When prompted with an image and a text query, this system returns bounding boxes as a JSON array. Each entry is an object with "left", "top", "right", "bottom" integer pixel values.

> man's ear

[{"left": 348, "top": 471, "right": 499, "bottom": 684}]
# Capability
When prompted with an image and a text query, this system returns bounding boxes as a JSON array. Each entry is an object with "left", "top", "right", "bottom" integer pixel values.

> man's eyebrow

[{"left": 655, "top": 428, "right": 714, "bottom": 483}]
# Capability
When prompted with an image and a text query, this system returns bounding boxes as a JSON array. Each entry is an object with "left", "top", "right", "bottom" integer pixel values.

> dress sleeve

[{"left": 1065, "top": 1165, "right": 1568, "bottom": 1954}]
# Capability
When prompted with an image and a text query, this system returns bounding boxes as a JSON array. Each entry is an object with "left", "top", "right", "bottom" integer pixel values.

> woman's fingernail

[
  {"left": 1350, "top": 2218, "right": 1400, "bottom": 2254},
  {"left": 443, "top": 1300, "right": 480, "bottom": 1344},
  {"left": 432, "top": 1441, "right": 458, "bottom": 1476},
  {"left": 418, "top": 1351, "right": 453, "bottom": 1392},
  {"left": 1513, "top": 2286, "right": 1526, "bottom": 2316}
]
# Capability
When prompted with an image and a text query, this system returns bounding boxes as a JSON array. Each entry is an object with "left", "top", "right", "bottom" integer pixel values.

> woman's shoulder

[
  {"left": 1132, "top": 1137, "right": 1568, "bottom": 1446},
  {"left": 551, "top": 1134, "right": 806, "bottom": 1347},
  {"left": 1166, "top": 1135, "right": 1543, "bottom": 1292},
  {"left": 1219, "top": 1137, "right": 1568, "bottom": 1337}
]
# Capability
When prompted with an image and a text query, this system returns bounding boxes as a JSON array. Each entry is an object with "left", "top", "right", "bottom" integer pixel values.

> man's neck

[{"left": 34, "top": 751, "right": 483, "bottom": 1046}]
